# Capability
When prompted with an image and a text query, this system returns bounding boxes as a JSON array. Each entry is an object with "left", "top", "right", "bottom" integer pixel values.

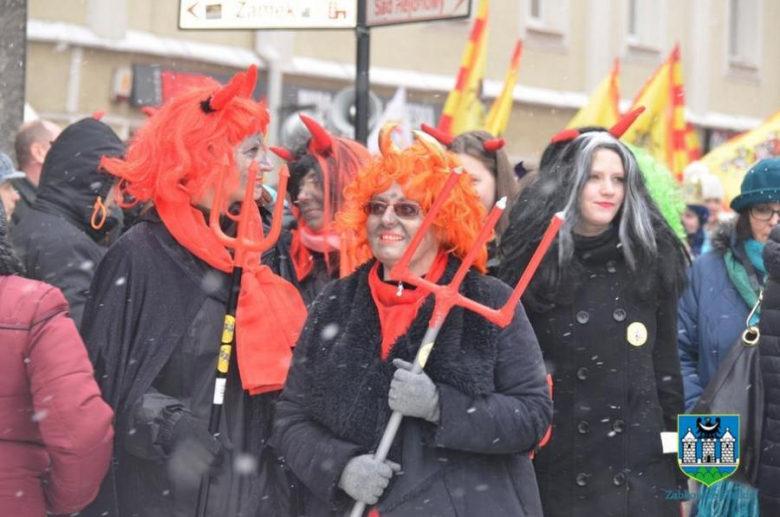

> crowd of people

[{"left": 2, "top": 64, "right": 780, "bottom": 517}]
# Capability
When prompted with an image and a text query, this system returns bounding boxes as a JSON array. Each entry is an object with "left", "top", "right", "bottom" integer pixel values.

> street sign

[
  {"left": 179, "top": 1, "right": 357, "bottom": 30},
  {"left": 366, "top": 0, "right": 471, "bottom": 27}
]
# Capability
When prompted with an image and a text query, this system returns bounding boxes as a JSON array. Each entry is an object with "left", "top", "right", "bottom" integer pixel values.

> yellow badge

[
  {"left": 217, "top": 345, "right": 232, "bottom": 373},
  {"left": 627, "top": 322, "right": 648, "bottom": 347},
  {"left": 417, "top": 342, "right": 434, "bottom": 368},
  {"left": 221, "top": 315, "right": 236, "bottom": 344}
]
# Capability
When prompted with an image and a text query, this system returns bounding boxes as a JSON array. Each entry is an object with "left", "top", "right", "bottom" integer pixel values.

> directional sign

[
  {"left": 179, "top": 1, "right": 358, "bottom": 30},
  {"left": 366, "top": 0, "right": 471, "bottom": 27}
]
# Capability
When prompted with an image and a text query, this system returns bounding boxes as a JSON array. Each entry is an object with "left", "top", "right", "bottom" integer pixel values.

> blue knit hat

[{"left": 730, "top": 158, "right": 780, "bottom": 212}]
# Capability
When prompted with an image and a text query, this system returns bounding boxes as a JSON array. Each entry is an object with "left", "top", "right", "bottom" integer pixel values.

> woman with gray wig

[{"left": 498, "top": 130, "right": 688, "bottom": 516}]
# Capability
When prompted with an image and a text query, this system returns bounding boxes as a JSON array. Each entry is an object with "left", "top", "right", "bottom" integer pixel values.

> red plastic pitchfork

[
  {"left": 349, "top": 157, "right": 564, "bottom": 517},
  {"left": 195, "top": 161, "right": 290, "bottom": 517}
]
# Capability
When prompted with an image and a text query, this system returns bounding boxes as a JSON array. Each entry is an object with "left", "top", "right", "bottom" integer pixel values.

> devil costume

[
  {"left": 80, "top": 66, "right": 307, "bottom": 517},
  {"left": 272, "top": 257, "right": 551, "bottom": 517}
]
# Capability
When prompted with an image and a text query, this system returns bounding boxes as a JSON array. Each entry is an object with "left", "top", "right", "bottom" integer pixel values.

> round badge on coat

[{"left": 627, "top": 322, "right": 648, "bottom": 347}]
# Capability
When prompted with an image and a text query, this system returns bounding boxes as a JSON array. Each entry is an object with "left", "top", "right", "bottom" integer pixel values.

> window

[
  {"left": 530, "top": 0, "right": 542, "bottom": 21},
  {"left": 727, "top": 0, "right": 762, "bottom": 70},
  {"left": 521, "top": 0, "right": 569, "bottom": 48},
  {"left": 623, "top": 0, "right": 665, "bottom": 54},
  {"left": 627, "top": 0, "right": 638, "bottom": 41}
]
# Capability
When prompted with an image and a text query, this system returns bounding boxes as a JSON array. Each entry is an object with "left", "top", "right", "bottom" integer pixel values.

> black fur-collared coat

[{"left": 271, "top": 256, "right": 552, "bottom": 517}]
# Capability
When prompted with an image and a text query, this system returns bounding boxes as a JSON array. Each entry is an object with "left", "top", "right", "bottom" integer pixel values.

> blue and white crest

[{"left": 677, "top": 414, "right": 740, "bottom": 487}]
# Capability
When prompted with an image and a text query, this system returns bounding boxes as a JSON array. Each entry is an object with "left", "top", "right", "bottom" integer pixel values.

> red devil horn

[
  {"left": 209, "top": 68, "right": 248, "bottom": 112},
  {"left": 300, "top": 114, "right": 333, "bottom": 155},
  {"left": 270, "top": 146, "right": 296, "bottom": 162},
  {"left": 483, "top": 138, "right": 505, "bottom": 152},
  {"left": 141, "top": 106, "right": 158, "bottom": 118},
  {"left": 609, "top": 106, "right": 646, "bottom": 138},
  {"left": 92, "top": 110, "right": 106, "bottom": 121},
  {"left": 238, "top": 64, "right": 258, "bottom": 98},
  {"left": 420, "top": 123, "right": 454, "bottom": 146},
  {"left": 550, "top": 128, "right": 581, "bottom": 144}
]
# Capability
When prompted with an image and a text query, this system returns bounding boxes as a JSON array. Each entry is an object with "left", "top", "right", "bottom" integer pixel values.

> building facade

[{"left": 24, "top": 0, "right": 780, "bottom": 166}]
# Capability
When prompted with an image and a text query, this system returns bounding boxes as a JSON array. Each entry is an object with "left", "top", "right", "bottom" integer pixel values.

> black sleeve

[
  {"left": 430, "top": 301, "right": 553, "bottom": 454},
  {"left": 655, "top": 285, "right": 685, "bottom": 433},
  {"left": 40, "top": 237, "right": 106, "bottom": 329},
  {"left": 271, "top": 295, "right": 365, "bottom": 504},
  {"left": 122, "top": 387, "right": 186, "bottom": 461}
]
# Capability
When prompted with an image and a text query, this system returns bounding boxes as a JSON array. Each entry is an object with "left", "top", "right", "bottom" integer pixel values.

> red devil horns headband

[
  {"left": 421, "top": 123, "right": 454, "bottom": 146},
  {"left": 549, "top": 105, "right": 646, "bottom": 144},
  {"left": 608, "top": 106, "right": 646, "bottom": 138},
  {"left": 421, "top": 123, "right": 505, "bottom": 153},
  {"left": 270, "top": 146, "right": 296, "bottom": 162},
  {"left": 483, "top": 138, "right": 506, "bottom": 152},
  {"left": 201, "top": 64, "right": 258, "bottom": 114},
  {"left": 299, "top": 114, "right": 333, "bottom": 156}
]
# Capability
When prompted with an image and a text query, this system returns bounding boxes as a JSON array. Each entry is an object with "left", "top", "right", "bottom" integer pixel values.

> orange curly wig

[
  {"left": 101, "top": 66, "right": 269, "bottom": 207},
  {"left": 338, "top": 127, "right": 488, "bottom": 272}
]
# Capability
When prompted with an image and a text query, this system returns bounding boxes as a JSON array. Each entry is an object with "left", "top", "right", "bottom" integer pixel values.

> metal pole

[
  {"left": 354, "top": 0, "right": 370, "bottom": 144},
  {"left": 195, "top": 266, "right": 243, "bottom": 517},
  {"left": 0, "top": 0, "right": 27, "bottom": 155},
  {"left": 349, "top": 324, "right": 442, "bottom": 517}
]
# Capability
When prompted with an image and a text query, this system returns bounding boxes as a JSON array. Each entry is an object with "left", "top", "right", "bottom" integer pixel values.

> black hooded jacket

[{"left": 11, "top": 118, "right": 125, "bottom": 327}]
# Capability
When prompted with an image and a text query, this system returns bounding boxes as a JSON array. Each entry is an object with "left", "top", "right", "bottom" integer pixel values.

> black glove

[{"left": 162, "top": 412, "right": 225, "bottom": 498}]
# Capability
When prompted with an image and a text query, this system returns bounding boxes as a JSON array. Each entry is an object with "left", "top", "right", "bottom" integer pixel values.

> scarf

[
  {"left": 744, "top": 238, "right": 767, "bottom": 276},
  {"left": 368, "top": 251, "right": 447, "bottom": 359},
  {"left": 724, "top": 247, "right": 763, "bottom": 326},
  {"left": 289, "top": 223, "right": 339, "bottom": 281},
  {"left": 156, "top": 193, "right": 307, "bottom": 394},
  {"left": 697, "top": 481, "right": 759, "bottom": 517}
]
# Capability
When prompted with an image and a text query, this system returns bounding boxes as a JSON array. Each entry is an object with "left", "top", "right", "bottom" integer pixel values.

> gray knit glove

[
  {"left": 338, "top": 454, "right": 401, "bottom": 505},
  {"left": 388, "top": 359, "right": 441, "bottom": 423}
]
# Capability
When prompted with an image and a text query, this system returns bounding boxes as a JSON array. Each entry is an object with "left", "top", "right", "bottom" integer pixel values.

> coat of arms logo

[{"left": 678, "top": 414, "right": 740, "bottom": 487}]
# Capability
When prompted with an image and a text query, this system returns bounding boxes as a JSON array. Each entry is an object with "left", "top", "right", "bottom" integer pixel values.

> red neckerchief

[
  {"left": 368, "top": 251, "right": 447, "bottom": 359},
  {"left": 290, "top": 222, "right": 339, "bottom": 282},
  {"left": 156, "top": 192, "right": 307, "bottom": 394}
]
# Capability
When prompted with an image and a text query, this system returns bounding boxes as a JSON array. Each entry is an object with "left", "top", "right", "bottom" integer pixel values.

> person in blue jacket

[{"left": 678, "top": 158, "right": 780, "bottom": 516}]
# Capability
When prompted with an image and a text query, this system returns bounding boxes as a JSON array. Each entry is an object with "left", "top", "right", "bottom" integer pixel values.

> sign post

[
  {"left": 366, "top": 0, "right": 471, "bottom": 27},
  {"left": 179, "top": 1, "right": 357, "bottom": 30},
  {"left": 178, "top": 0, "right": 471, "bottom": 148}
]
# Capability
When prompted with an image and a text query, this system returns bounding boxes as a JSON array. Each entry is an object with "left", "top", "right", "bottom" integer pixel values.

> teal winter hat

[{"left": 730, "top": 158, "right": 780, "bottom": 212}]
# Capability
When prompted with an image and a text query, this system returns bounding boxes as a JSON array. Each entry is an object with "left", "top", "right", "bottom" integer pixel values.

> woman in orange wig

[
  {"left": 79, "top": 65, "right": 306, "bottom": 517},
  {"left": 272, "top": 126, "right": 551, "bottom": 517}
]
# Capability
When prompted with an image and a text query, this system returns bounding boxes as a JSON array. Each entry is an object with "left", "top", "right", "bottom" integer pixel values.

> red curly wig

[
  {"left": 101, "top": 65, "right": 269, "bottom": 207},
  {"left": 338, "top": 125, "right": 488, "bottom": 272}
]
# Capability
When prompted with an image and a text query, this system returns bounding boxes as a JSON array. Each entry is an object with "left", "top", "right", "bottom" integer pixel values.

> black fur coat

[{"left": 272, "top": 256, "right": 552, "bottom": 517}]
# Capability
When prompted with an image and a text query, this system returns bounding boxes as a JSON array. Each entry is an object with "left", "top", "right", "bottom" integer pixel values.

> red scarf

[
  {"left": 368, "top": 251, "right": 447, "bottom": 359},
  {"left": 289, "top": 223, "right": 339, "bottom": 282},
  {"left": 156, "top": 193, "right": 307, "bottom": 394}
]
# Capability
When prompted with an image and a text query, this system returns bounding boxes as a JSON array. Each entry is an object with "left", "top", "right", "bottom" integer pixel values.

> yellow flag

[
  {"left": 622, "top": 44, "right": 690, "bottom": 178},
  {"left": 438, "top": 0, "right": 488, "bottom": 134},
  {"left": 701, "top": 110, "right": 780, "bottom": 204},
  {"left": 566, "top": 59, "right": 620, "bottom": 129},
  {"left": 485, "top": 40, "right": 523, "bottom": 136}
]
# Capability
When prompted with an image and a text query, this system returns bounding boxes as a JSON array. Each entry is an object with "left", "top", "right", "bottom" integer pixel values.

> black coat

[
  {"left": 11, "top": 118, "right": 125, "bottom": 327},
  {"left": 759, "top": 225, "right": 780, "bottom": 514},
  {"left": 529, "top": 231, "right": 685, "bottom": 517},
  {"left": 80, "top": 211, "right": 297, "bottom": 517},
  {"left": 10, "top": 176, "right": 36, "bottom": 227},
  {"left": 272, "top": 256, "right": 552, "bottom": 517}
]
